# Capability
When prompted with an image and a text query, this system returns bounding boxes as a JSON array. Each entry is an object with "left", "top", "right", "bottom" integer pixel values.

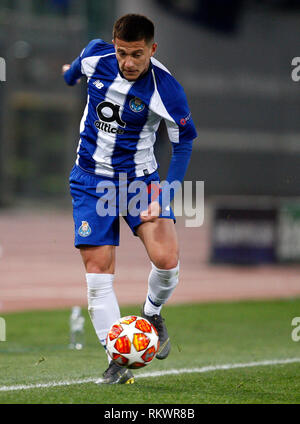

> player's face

[{"left": 113, "top": 38, "right": 157, "bottom": 81}]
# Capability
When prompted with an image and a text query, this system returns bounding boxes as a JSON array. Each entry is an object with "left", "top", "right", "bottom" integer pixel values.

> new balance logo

[{"left": 93, "top": 80, "right": 104, "bottom": 89}]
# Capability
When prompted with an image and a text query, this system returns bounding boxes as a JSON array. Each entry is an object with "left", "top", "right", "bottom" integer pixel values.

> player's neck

[{"left": 118, "top": 61, "right": 152, "bottom": 82}]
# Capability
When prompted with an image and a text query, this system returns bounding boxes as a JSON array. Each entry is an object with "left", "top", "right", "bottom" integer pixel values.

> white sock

[
  {"left": 86, "top": 273, "right": 120, "bottom": 363},
  {"left": 144, "top": 262, "right": 179, "bottom": 316}
]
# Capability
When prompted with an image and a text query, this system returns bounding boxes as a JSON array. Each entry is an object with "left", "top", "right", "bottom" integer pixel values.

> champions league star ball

[{"left": 106, "top": 316, "right": 160, "bottom": 369}]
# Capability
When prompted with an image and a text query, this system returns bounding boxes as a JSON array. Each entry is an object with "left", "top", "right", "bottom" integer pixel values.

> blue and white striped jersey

[{"left": 64, "top": 39, "right": 197, "bottom": 179}]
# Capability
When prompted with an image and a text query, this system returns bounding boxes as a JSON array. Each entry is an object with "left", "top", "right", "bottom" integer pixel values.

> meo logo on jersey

[
  {"left": 78, "top": 221, "right": 92, "bottom": 237},
  {"left": 129, "top": 97, "right": 145, "bottom": 113},
  {"left": 94, "top": 101, "right": 126, "bottom": 134}
]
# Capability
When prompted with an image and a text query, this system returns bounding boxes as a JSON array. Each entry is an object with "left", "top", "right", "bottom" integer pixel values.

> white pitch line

[{"left": 1, "top": 357, "right": 300, "bottom": 392}]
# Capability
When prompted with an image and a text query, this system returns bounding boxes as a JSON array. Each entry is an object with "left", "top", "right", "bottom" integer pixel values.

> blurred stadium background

[{"left": 1, "top": 0, "right": 300, "bottom": 314}]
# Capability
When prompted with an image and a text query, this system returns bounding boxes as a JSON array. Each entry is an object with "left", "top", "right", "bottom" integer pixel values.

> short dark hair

[{"left": 113, "top": 14, "right": 154, "bottom": 44}]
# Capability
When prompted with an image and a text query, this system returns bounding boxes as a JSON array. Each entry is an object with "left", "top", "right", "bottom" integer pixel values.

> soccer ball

[{"left": 106, "top": 315, "right": 160, "bottom": 369}]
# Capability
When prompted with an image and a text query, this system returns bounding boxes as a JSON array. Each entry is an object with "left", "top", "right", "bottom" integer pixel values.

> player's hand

[
  {"left": 140, "top": 201, "right": 161, "bottom": 223},
  {"left": 62, "top": 64, "right": 81, "bottom": 84},
  {"left": 62, "top": 64, "right": 71, "bottom": 74}
]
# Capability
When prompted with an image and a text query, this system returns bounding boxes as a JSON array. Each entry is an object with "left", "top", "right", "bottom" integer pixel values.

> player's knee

[
  {"left": 83, "top": 256, "right": 113, "bottom": 273},
  {"left": 84, "top": 261, "right": 112, "bottom": 273},
  {"left": 80, "top": 246, "right": 115, "bottom": 273},
  {"left": 152, "top": 252, "right": 179, "bottom": 270}
]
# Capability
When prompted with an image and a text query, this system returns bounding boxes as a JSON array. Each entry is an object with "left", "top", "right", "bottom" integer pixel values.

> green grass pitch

[{"left": 1, "top": 299, "right": 300, "bottom": 404}]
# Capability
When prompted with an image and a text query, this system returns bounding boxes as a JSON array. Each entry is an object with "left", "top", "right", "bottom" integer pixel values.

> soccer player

[{"left": 62, "top": 14, "right": 197, "bottom": 384}]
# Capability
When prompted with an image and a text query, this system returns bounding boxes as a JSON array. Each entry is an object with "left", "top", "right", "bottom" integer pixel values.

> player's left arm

[
  {"left": 140, "top": 84, "right": 197, "bottom": 222},
  {"left": 162, "top": 80, "right": 198, "bottom": 196},
  {"left": 140, "top": 139, "right": 195, "bottom": 222},
  {"left": 165, "top": 139, "right": 194, "bottom": 190}
]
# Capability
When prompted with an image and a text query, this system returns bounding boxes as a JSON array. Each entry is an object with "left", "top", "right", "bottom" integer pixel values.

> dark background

[{"left": 0, "top": 0, "right": 300, "bottom": 206}]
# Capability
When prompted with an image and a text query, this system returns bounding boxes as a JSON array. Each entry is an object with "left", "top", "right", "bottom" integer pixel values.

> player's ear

[{"left": 151, "top": 43, "right": 158, "bottom": 56}]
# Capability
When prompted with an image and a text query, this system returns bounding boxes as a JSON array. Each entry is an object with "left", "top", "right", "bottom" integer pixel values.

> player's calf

[{"left": 142, "top": 261, "right": 179, "bottom": 359}]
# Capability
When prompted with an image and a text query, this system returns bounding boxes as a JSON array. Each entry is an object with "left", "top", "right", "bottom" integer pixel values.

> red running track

[{"left": 0, "top": 210, "right": 300, "bottom": 313}]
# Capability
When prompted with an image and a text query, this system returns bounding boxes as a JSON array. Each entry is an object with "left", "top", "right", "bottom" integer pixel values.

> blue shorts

[{"left": 69, "top": 165, "right": 176, "bottom": 248}]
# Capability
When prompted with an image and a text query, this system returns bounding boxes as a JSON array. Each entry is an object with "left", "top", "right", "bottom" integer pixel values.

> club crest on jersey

[
  {"left": 129, "top": 97, "right": 145, "bottom": 113},
  {"left": 78, "top": 221, "right": 92, "bottom": 237}
]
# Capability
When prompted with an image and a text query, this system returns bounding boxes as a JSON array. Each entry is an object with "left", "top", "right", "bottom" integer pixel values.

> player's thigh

[
  {"left": 70, "top": 165, "right": 121, "bottom": 249},
  {"left": 80, "top": 245, "right": 116, "bottom": 274},
  {"left": 136, "top": 218, "right": 179, "bottom": 269}
]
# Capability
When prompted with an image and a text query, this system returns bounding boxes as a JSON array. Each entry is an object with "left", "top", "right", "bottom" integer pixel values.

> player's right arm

[
  {"left": 62, "top": 38, "right": 112, "bottom": 86},
  {"left": 62, "top": 56, "right": 83, "bottom": 86},
  {"left": 62, "top": 39, "right": 100, "bottom": 86}
]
